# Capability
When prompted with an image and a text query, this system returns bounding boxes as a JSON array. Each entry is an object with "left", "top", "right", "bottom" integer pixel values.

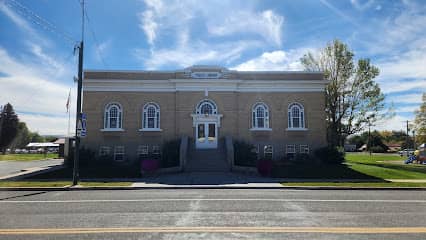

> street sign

[{"left": 77, "top": 113, "right": 87, "bottom": 137}]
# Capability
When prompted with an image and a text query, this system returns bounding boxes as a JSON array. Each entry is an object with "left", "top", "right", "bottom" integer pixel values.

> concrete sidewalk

[{"left": 131, "top": 172, "right": 283, "bottom": 187}]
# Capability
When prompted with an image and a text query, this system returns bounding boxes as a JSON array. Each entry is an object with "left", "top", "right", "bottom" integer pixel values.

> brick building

[{"left": 82, "top": 66, "right": 328, "bottom": 171}]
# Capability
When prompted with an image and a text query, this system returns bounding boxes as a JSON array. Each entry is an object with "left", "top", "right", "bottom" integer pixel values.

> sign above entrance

[{"left": 191, "top": 72, "right": 222, "bottom": 79}]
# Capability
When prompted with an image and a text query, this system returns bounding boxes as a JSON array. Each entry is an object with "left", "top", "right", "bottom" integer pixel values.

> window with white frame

[
  {"left": 114, "top": 146, "right": 125, "bottom": 161},
  {"left": 252, "top": 144, "right": 260, "bottom": 154},
  {"left": 137, "top": 145, "right": 149, "bottom": 157},
  {"left": 264, "top": 145, "right": 273, "bottom": 160},
  {"left": 104, "top": 103, "right": 122, "bottom": 129},
  {"left": 286, "top": 144, "right": 296, "bottom": 154},
  {"left": 142, "top": 102, "right": 160, "bottom": 129},
  {"left": 300, "top": 145, "right": 309, "bottom": 154},
  {"left": 152, "top": 145, "right": 161, "bottom": 155},
  {"left": 196, "top": 99, "right": 217, "bottom": 115},
  {"left": 252, "top": 103, "right": 269, "bottom": 129},
  {"left": 99, "top": 146, "right": 110, "bottom": 156},
  {"left": 288, "top": 103, "right": 305, "bottom": 129}
]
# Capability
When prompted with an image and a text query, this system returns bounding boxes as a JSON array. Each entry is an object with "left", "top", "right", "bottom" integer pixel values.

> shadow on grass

[
  {"left": 26, "top": 163, "right": 387, "bottom": 185},
  {"left": 271, "top": 164, "right": 384, "bottom": 181}
]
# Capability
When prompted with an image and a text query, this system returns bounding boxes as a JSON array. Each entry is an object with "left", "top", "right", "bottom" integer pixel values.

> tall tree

[
  {"left": 414, "top": 93, "right": 426, "bottom": 144},
  {"left": 301, "top": 39, "right": 386, "bottom": 146},
  {"left": 0, "top": 103, "right": 19, "bottom": 154},
  {"left": 9, "top": 122, "right": 31, "bottom": 149}
]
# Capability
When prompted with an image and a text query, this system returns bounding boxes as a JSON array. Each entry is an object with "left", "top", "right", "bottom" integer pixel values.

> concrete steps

[{"left": 185, "top": 141, "right": 229, "bottom": 172}]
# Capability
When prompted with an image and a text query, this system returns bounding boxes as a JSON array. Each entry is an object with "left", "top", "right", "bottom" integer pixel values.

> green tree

[
  {"left": 414, "top": 93, "right": 426, "bottom": 144},
  {"left": 347, "top": 135, "right": 365, "bottom": 149},
  {"left": 301, "top": 39, "right": 386, "bottom": 147},
  {"left": 0, "top": 103, "right": 19, "bottom": 154},
  {"left": 9, "top": 122, "right": 31, "bottom": 149},
  {"left": 29, "top": 132, "right": 45, "bottom": 142}
]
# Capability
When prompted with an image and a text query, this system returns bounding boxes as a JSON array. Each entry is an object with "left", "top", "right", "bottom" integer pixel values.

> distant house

[
  {"left": 344, "top": 144, "right": 357, "bottom": 152},
  {"left": 385, "top": 143, "right": 401, "bottom": 153},
  {"left": 26, "top": 142, "right": 59, "bottom": 153},
  {"left": 53, "top": 138, "right": 65, "bottom": 157},
  {"left": 359, "top": 144, "right": 367, "bottom": 151}
]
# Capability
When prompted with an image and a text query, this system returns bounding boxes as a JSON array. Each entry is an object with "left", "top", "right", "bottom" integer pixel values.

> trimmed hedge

[
  {"left": 314, "top": 146, "right": 345, "bottom": 164},
  {"left": 233, "top": 140, "right": 257, "bottom": 167}
]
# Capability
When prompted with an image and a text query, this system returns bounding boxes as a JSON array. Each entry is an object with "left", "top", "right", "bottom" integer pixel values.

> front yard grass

[
  {"left": 345, "top": 153, "right": 426, "bottom": 179},
  {"left": 274, "top": 152, "right": 426, "bottom": 181},
  {"left": 0, "top": 153, "right": 59, "bottom": 161},
  {"left": 0, "top": 181, "right": 132, "bottom": 187}
]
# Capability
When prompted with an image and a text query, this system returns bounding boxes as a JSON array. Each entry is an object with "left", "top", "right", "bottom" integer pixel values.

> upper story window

[
  {"left": 104, "top": 103, "right": 122, "bottom": 129},
  {"left": 196, "top": 99, "right": 217, "bottom": 115},
  {"left": 142, "top": 102, "right": 160, "bottom": 129},
  {"left": 288, "top": 102, "right": 305, "bottom": 129},
  {"left": 252, "top": 102, "right": 270, "bottom": 129}
]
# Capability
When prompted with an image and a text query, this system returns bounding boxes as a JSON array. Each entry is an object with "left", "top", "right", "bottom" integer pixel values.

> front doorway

[
  {"left": 196, "top": 122, "right": 217, "bottom": 149},
  {"left": 191, "top": 99, "right": 223, "bottom": 150}
]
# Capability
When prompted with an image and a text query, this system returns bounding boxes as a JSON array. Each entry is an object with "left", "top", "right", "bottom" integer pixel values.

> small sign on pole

[{"left": 77, "top": 113, "right": 87, "bottom": 137}]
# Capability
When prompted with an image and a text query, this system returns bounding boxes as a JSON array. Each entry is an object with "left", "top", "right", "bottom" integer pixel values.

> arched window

[
  {"left": 196, "top": 99, "right": 217, "bottom": 115},
  {"left": 288, "top": 103, "right": 305, "bottom": 129},
  {"left": 104, "top": 103, "right": 122, "bottom": 129},
  {"left": 252, "top": 102, "right": 269, "bottom": 129},
  {"left": 143, "top": 102, "right": 160, "bottom": 129}
]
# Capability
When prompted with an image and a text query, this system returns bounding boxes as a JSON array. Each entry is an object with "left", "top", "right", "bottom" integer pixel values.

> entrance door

[{"left": 196, "top": 122, "right": 217, "bottom": 149}]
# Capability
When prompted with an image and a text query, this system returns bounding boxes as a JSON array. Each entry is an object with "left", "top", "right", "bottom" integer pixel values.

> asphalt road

[
  {"left": 0, "top": 159, "right": 63, "bottom": 177},
  {"left": 0, "top": 189, "right": 425, "bottom": 239}
]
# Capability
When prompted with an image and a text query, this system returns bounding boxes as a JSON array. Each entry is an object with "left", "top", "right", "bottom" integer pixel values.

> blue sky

[{"left": 0, "top": 0, "right": 425, "bottom": 135}]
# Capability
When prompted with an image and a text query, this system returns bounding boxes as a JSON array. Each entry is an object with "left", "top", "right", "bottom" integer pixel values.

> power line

[
  {"left": 82, "top": 2, "right": 108, "bottom": 68},
  {"left": 5, "top": 0, "right": 77, "bottom": 45}
]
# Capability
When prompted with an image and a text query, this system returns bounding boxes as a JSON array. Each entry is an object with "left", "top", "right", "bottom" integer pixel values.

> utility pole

[
  {"left": 405, "top": 120, "right": 410, "bottom": 157},
  {"left": 368, "top": 118, "right": 371, "bottom": 156},
  {"left": 73, "top": 0, "right": 84, "bottom": 186}
]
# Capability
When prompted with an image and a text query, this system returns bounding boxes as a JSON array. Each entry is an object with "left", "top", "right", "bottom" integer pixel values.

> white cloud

[
  {"left": 137, "top": 0, "right": 285, "bottom": 67},
  {"left": 0, "top": 47, "right": 76, "bottom": 135},
  {"left": 140, "top": 10, "right": 158, "bottom": 45},
  {"left": 232, "top": 48, "right": 313, "bottom": 71},
  {"left": 319, "top": 0, "right": 360, "bottom": 27},
  {"left": 387, "top": 93, "right": 423, "bottom": 105},
  {"left": 373, "top": 114, "right": 409, "bottom": 131},
  {"left": 350, "top": 0, "right": 375, "bottom": 11},
  {"left": 140, "top": 39, "right": 261, "bottom": 69},
  {"left": 0, "top": 1, "right": 51, "bottom": 47},
  {"left": 377, "top": 47, "right": 426, "bottom": 81},
  {"left": 207, "top": 10, "right": 284, "bottom": 47},
  {"left": 19, "top": 113, "right": 74, "bottom": 136}
]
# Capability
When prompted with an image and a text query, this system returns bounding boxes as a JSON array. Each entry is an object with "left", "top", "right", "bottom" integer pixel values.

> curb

[{"left": 1, "top": 185, "right": 426, "bottom": 191}]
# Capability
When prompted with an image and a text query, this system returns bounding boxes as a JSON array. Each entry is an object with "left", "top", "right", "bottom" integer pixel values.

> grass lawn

[
  {"left": 282, "top": 182, "right": 426, "bottom": 187},
  {"left": 273, "top": 152, "right": 426, "bottom": 181},
  {"left": 0, "top": 153, "right": 59, "bottom": 161},
  {"left": 0, "top": 181, "right": 132, "bottom": 187},
  {"left": 345, "top": 153, "right": 426, "bottom": 179}
]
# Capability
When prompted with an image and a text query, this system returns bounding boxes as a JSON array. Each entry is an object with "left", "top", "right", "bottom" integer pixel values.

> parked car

[{"left": 399, "top": 149, "right": 415, "bottom": 156}]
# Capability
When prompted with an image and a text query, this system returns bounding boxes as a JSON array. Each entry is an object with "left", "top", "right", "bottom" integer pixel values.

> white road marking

[{"left": 1, "top": 199, "right": 426, "bottom": 203}]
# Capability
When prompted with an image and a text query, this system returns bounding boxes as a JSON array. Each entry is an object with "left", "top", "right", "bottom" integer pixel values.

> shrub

[
  {"left": 233, "top": 140, "right": 257, "bottom": 167},
  {"left": 294, "top": 153, "right": 312, "bottom": 164},
  {"left": 161, "top": 139, "right": 180, "bottom": 168},
  {"left": 257, "top": 158, "right": 273, "bottom": 176},
  {"left": 66, "top": 147, "right": 96, "bottom": 167},
  {"left": 370, "top": 146, "right": 386, "bottom": 153},
  {"left": 314, "top": 146, "right": 345, "bottom": 164}
]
